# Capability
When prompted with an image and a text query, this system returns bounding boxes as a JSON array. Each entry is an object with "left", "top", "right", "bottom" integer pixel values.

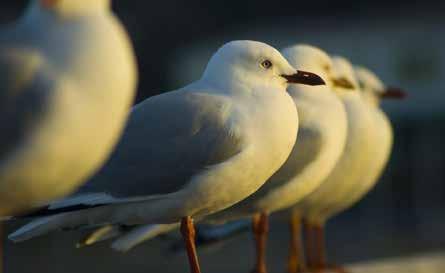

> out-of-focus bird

[
  {"left": 295, "top": 56, "right": 376, "bottom": 273},
  {"left": 302, "top": 66, "right": 405, "bottom": 272},
  {"left": 0, "top": 0, "right": 138, "bottom": 216},
  {"left": 321, "top": 65, "right": 405, "bottom": 221},
  {"left": 9, "top": 40, "right": 326, "bottom": 273},
  {"left": 69, "top": 44, "right": 350, "bottom": 273}
]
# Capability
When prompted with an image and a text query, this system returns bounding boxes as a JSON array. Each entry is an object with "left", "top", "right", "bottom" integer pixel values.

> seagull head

[
  {"left": 331, "top": 56, "right": 360, "bottom": 95},
  {"left": 355, "top": 66, "right": 406, "bottom": 107},
  {"left": 281, "top": 44, "right": 355, "bottom": 92},
  {"left": 202, "top": 40, "right": 325, "bottom": 92},
  {"left": 34, "top": 0, "right": 111, "bottom": 16}
]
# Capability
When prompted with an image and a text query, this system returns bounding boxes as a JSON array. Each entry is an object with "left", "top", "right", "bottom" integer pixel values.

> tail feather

[
  {"left": 9, "top": 193, "right": 188, "bottom": 244},
  {"left": 9, "top": 215, "right": 63, "bottom": 242},
  {"left": 9, "top": 206, "right": 113, "bottom": 242},
  {"left": 49, "top": 193, "right": 116, "bottom": 210},
  {"left": 111, "top": 223, "right": 179, "bottom": 252},
  {"left": 109, "top": 219, "right": 251, "bottom": 253},
  {"left": 77, "top": 225, "right": 123, "bottom": 248},
  {"left": 22, "top": 193, "right": 160, "bottom": 218}
]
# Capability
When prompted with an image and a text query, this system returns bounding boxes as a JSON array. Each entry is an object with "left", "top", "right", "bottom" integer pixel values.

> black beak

[
  {"left": 281, "top": 70, "right": 326, "bottom": 86},
  {"left": 332, "top": 77, "right": 355, "bottom": 89},
  {"left": 381, "top": 87, "right": 407, "bottom": 99}
]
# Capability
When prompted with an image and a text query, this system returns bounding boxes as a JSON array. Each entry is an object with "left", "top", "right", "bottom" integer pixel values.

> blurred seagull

[
  {"left": 0, "top": 0, "right": 137, "bottom": 216},
  {"left": 9, "top": 40, "right": 326, "bottom": 273},
  {"left": 73, "top": 45, "right": 351, "bottom": 273},
  {"left": 322, "top": 66, "right": 405, "bottom": 219},
  {"left": 302, "top": 63, "right": 405, "bottom": 273},
  {"left": 304, "top": 66, "right": 404, "bottom": 269},
  {"left": 296, "top": 56, "right": 376, "bottom": 273}
]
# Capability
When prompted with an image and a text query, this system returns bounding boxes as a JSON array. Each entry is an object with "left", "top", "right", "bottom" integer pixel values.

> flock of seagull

[{"left": 0, "top": 1, "right": 406, "bottom": 273}]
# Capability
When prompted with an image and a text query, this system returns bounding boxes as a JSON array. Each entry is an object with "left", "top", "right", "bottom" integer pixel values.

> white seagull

[
  {"left": 323, "top": 65, "right": 405, "bottom": 221},
  {"left": 0, "top": 0, "right": 137, "bottom": 216},
  {"left": 295, "top": 56, "right": 377, "bottom": 273},
  {"left": 202, "top": 45, "right": 350, "bottom": 273},
  {"left": 301, "top": 63, "right": 405, "bottom": 273},
  {"left": 9, "top": 40, "right": 326, "bottom": 273}
]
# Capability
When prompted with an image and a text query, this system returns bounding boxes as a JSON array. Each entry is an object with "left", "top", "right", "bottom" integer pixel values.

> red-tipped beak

[{"left": 381, "top": 87, "right": 407, "bottom": 99}]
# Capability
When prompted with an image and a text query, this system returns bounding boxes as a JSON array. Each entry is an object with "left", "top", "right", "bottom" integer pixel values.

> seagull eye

[
  {"left": 323, "top": 64, "right": 331, "bottom": 72},
  {"left": 261, "top": 60, "right": 273, "bottom": 69}
]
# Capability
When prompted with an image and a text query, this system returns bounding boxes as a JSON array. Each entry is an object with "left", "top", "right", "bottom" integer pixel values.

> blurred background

[{"left": 1, "top": 0, "right": 444, "bottom": 272}]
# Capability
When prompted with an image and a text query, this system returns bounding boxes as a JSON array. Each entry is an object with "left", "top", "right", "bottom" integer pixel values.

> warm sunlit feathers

[
  {"left": 282, "top": 44, "right": 334, "bottom": 87},
  {"left": 37, "top": 0, "right": 111, "bottom": 14},
  {"left": 355, "top": 66, "right": 385, "bottom": 95},
  {"left": 202, "top": 40, "right": 296, "bottom": 89},
  {"left": 332, "top": 56, "right": 360, "bottom": 90}
]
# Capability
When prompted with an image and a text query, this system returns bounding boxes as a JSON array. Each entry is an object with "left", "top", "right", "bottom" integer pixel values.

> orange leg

[
  {"left": 288, "top": 212, "right": 306, "bottom": 273},
  {"left": 307, "top": 222, "right": 347, "bottom": 273},
  {"left": 313, "top": 223, "right": 326, "bottom": 269},
  {"left": 251, "top": 212, "right": 269, "bottom": 273},
  {"left": 180, "top": 217, "right": 201, "bottom": 273},
  {"left": 303, "top": 219, "right": 316, "bottom": 269}
]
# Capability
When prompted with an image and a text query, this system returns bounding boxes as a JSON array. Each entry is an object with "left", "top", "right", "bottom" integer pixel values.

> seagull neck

[
  {"left": 287, "top": 84, "right": 330, "bottom": 98},
  {"left": 334, "top": 88, "right": 356, "bottom": 98}
]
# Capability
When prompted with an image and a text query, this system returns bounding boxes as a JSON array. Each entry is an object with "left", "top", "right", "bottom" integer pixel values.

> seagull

[
  {"left": 73, "top": 44, "right": 351, "bottom": 273},
  {"left": 9, "top": 40, "right": 326, "bottom": 273},
  {"left": 0, "top": 0, "right": 138, "bottom": 217},
  {"left": 202, "top": 45, "right": 351, "bottom": 273},
  {"left": 302, "top": 63, "right": 405, "bottom": 273},
  {"left": 301, "top": 66, "right": 405, "bottom": 271},
  {"left": 294, "top": 56, "right": 377, "bottom": 273},
  {"left": 324, "top": 65, "right": 405, "bottom": 219}
]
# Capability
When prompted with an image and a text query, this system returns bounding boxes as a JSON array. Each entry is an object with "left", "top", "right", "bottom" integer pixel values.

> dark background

[{"left": 1, "top": 1, "right": 445, "bottom": 272}]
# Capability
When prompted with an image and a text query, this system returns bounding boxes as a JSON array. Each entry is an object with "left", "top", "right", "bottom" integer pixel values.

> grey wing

[
  {"left": 253, "top": 126, "right": 323, "bottom": 194},
  {"left": 0, "top": 47, "right": 54, "bottom": 164},
  {"left": 81, "top": 90, "right": 244, "bottom": 198}
]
